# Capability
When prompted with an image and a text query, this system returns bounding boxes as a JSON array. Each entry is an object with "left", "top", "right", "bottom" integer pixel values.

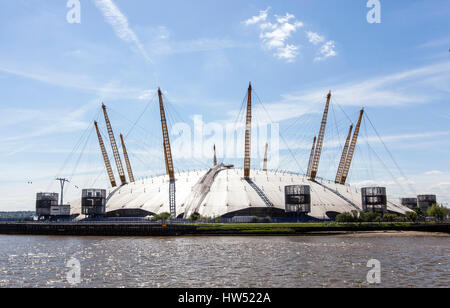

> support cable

[{"left": 365, "top": 112, "right": 416, "bottom": 195}]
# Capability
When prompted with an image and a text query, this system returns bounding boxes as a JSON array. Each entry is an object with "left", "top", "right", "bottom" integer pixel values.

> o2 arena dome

[
  {"left": 71, "top": 166, "right": 410, "bottom": 220},
  {"left": 69, "top": 84, "right": 412, "bottom": 220}
]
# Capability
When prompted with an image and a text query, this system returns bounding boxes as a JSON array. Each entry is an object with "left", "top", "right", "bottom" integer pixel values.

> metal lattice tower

[
  {"left": 306, "top": 136, "right": 317, "bottom": 177},
  {"left": 56, "top": 178, "right": 69, "bottom": 205},
  {"left": 169, "top": 181, "right": 176, "bottom": 218},
  {"left": 102, "top": 104, "right": 127, "bottom": 186},
  {"left": 310, "top": 92, "right": 331, "bottom": 181},
  {"left": 94, "top": 121, "right": 117, "bottom": 187},
  {"left": 340, "top": 109, "right": 364, "bottom": 184},
  {"left": 244, "top": 82, "right": 252, "bottom": 179},
  {"left": 158, "top": 88, "right": 176, "bottom": 218},
  {"left": 335, "top": 124, "right": 353, "bottom": 183},
  {"left": 120, "top": 134, "right": 135, "bottom": 183},
  {"left": 263, "top": 142, "right": 268, "bottom": 172}
]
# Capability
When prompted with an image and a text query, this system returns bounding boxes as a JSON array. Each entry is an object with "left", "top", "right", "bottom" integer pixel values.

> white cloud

[
  {"left": 275, "top": 13, "right": 296, "bottom": 24},
  {"left": 223, "top": 60, "right": 450, "bottom": 125},
  {"left": 63, "top": 49, "right": 83, "bottom": 58},
  {"left": 275, "top": 44, "right": 299, "bottom": 61},
  {"left": 137, "top": 25, "right": 253, "bottom": 56},
  {"left": 0, "top": 101, "right": 97, "bottom": 143},
  {"left": 245, "top": 10, "right": 303, "bottom": 62},
  {"left": 0, "top": 65, "right": 154, "bottom": 101},
  {"left": 151, "top": 37, "right": 253, "bottom": 55},
  {"left": 93, "top": 0, "right": 151, "bottom": 62},
  {"left": 279, "top": 60, "right": 450, "bottom": 113},
  {"left": 244, "top": 9, "right": 338, "bottom": 62},
  {"left": 306, "top": 31, "right": 337, "bottom": 61},
  {"left": 315, "top": 40, "right": 337, "bottom": 61},
  {"left": 275, "top": 131, "right": 450, "bottom": 153},
  {"left": 361, "top": 132, "right": 450, "bottom": 145},
  {"left": 260, "top": 18, "right": 303, "bottom": 49},
  {"left": 244, "top": 7, "right": 270, "bottom": 25},
  {"left": 137, "top": 89, "right": 156, "bottom": 100},
  {"left": 418, "top": 37, "right": 450, "bottom": 49},
  {"left": 306, "top": 31, "right": 325, "bottom": 45}
]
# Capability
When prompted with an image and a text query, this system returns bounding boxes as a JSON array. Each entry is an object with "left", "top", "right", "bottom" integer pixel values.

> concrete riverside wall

[{"left": 0, "top": 222, "right": 449, "bottom": 236}]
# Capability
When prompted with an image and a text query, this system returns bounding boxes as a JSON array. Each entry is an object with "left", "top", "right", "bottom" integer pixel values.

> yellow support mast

[
  {"left": 310, "top": 92, "right": 331, "bottom": 181},
  {"left": 94, "top": 121, "right": 117, "bottom": 188},
  {"left": 120, "top": 134, "right": 135, "bottom": 183},
  {"left": 335, "top": 124, "right": 353, "bottom": 183},
  {"left": 244, "top": 82, "right": 252, "bottom": 179},
  {"left": 158, "top": 88, "right": 176, "bottom": 217},
  {"left": 102, "top": 104, "right": 127, "bottom": 186},
  {"left": 306, "top": 136, "right": 317, "bottom": 177},
  {"left": 340, "top": 109, "right": 364, "bottom": 185}
]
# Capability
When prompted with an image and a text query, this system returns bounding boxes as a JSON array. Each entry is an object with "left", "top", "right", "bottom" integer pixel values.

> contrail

[{"left": 93, "top": 0, "right": 151, "bottom": 63}]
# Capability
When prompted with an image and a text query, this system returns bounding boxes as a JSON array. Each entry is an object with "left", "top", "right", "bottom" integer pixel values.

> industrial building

[
  {"left": 417, "top": 195, "right": 438, "bottom": 212},
  {"left": 81, "top": 189, "right": 107, "bottom": 218},
  {"left": 36, "top": 192, "right": 72, "bottom": 220},
  {"left": 63, "top": 83, "right": 423, "bottom": 220},
  {"left": 401, "top": 198, "right": 419, "bottom": 209}
]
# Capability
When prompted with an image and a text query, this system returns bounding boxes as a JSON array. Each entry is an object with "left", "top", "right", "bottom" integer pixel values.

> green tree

[
  {"left": 383, "top": 213, "right": 399, "bottom": 222},
  {"left": 152, "top": 212, "right": 172, "bottom": 222},
  {"left": 413, "top": 206, "right": 425, "bottom": 219},
  {"left": 159, "top": 212, "right": 172, "bottom": 221},
  {"left": 336, "top": 212, "right": 357, "bottom": 223},
  {"left": 360, "top": 211, "right": 381, "bottom": 222},
  {"left": 189, "top": 213, "right": 200, "bottom": 222},
  {"left": 427, "top": 204, "right": 447, "bottom": 222},
  {"left": 351, "top": 210, "right": 360, "bottom": 221},
  {"left": 405, "top": 211, "right": 418, "bottom": 222},
  {"left": 374, "top": 214, "right": 382, "bottom": 223}
]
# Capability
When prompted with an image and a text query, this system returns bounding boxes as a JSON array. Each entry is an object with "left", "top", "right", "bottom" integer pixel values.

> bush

[
  {"left": 382, "top": 213, "right": 396, "bottom": 222},
  {"left": 337, "top": 211, "right": 383, "bottom": 223},
  {"left": 336, "top": 212, "right": 358, "bottom": 223},
  {"left": 360, "top": 212, "right": 381, "bottom": 222},
  {"left": 383, "top": 213, "right": 403, "bottom": 222},
  {"left": 189, "top": 213, "right": 200, "bottom": 222},
  {"left": 395, "top": 216, "right": 404, "bottom": 222},
  {"left": 151, "top": 212, "right": 172, "bottom": 222},
  {"left": 251, "top": 216, "right": 272, "bottom": 223}
]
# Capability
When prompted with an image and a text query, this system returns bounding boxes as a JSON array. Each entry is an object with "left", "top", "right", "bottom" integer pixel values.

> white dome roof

[{"left": 70, "top": 166, "right": 410, "bottom": 219}]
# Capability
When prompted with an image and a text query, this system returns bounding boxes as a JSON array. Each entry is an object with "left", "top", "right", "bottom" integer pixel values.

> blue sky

[{"left": 0, "top": 0, "right": 449, "bottom": 210}]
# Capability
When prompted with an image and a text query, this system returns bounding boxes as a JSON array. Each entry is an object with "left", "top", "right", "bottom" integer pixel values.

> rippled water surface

[{"left": 0, "top": 232, "right": 448, "bottom": 288}]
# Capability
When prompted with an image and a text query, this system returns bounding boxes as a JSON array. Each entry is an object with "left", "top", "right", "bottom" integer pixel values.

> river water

[{"left": 0, "top": 232, "right": 448, "bottom": 288}]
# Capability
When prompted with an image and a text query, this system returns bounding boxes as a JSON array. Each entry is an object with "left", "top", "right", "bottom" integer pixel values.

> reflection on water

[{"left": 0, "top": 232, "right": 448, "bottom": 288}]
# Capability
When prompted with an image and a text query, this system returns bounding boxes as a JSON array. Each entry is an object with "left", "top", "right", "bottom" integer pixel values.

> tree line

[{"left": 336, "top": 204, "right": 449, "bottom": 223}]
